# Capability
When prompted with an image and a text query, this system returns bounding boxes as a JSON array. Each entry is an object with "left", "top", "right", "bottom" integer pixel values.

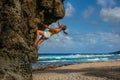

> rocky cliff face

[{"left": 0, "top": 0, "right": 65, "bottom": 80}]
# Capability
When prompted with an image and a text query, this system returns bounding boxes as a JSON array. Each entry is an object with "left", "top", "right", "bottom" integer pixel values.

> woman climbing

[{"left": 34, "top": 19, "right": 67, "bottom": 49}]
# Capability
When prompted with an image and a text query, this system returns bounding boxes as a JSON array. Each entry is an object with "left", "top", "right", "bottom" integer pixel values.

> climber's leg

[
  {"left": 35, "top": 30, "right": 44, "bottom": 46},
  {"left": 36, "top": 36, "right": 45, "bottom": 49}
]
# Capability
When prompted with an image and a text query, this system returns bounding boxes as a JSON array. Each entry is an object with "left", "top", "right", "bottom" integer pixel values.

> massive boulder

[{"left": 0, "top": 0, "right": 65, "bottom": 80}]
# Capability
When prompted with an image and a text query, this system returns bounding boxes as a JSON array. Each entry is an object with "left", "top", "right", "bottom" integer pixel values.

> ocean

[{"left": 32, "top": 53, "right": 120, "bottom": 69}]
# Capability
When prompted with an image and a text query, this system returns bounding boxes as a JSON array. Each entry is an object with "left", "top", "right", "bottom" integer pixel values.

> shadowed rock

[{"left": 0, "top": 0, "right": 65, "bottom": 80}]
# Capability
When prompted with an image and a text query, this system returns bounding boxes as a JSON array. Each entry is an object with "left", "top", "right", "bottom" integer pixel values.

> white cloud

[
  {"left": 97, "top": 0, "right": 120, "bottom": 26},
  {"left": 82, "top": 6, "right": 95, "bottom": 19},
  {"left": 97, "top": 0, "right": 107, "bottom": 7},
  {"left": 97, "top": 32, "right": 120, "bottom": 44},
  {"left": 63, "top": 31, "right": 118, "bottom": 46},
  {"left": 90, "top": 21, "right": 99, "bottom": 26},
  {"left": 89, "top": 39, "right": 97, "bottom": 44},
  {"left": 65, "top": 2, "right": 75, "bottom": 17},
  {"left": 38, "top": 30, "right": 120, "bottom": 53},
  {"left": 100, "top": 7, "right": 120, "bottom": 25},
  {"left": 75, "top": 32, "right": 120, "bottom": 46},
  {"left": 97, "top": 0, "right": 116, "bottom": 8}
]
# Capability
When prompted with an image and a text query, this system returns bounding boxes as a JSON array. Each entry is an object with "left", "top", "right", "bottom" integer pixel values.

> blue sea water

[{"left": 32, "top": 53, "right": 120, "bottom": 69}]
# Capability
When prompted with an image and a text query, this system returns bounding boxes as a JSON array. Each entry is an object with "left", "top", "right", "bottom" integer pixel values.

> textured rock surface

[{"left": 0, "top": 0, "right": 65, "bottom": 80}]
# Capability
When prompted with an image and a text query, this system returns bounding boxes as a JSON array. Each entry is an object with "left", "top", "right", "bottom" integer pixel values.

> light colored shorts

[{"left": 44, "top": 31, "right": 51, "bottom": 39}]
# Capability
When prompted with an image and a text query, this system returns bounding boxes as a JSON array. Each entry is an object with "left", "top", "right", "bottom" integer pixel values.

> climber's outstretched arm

[
  {"left": 41, "top": 23, "right": 56, "bottom": 30},
  {"left": 58, "top": 20, "right": 61, "bottom": 27},
  {"left": 41, "top": 23, "right": 49, "bottom": 28}
]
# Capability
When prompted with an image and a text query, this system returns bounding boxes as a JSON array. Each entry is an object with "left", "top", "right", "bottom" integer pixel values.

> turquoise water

[{"left": 32, "top": 53, "right": 120, "bottom": 69}]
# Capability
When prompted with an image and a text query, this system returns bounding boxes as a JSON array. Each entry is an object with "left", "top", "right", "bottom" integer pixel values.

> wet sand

[{"left": 33, "top": 60, "right": 120, "bottom": 80}]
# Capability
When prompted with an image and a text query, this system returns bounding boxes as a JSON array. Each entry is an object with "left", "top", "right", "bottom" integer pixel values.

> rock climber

[{"left": 34, "top": 18, "right": 67, "bottom": 49}]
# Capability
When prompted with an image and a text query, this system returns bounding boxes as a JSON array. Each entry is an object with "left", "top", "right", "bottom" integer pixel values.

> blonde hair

[{"left": 34, "top": 18, "right": 40, "bottom": 24}]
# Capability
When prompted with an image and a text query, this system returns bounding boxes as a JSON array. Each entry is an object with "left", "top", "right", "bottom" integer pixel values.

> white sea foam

[
  {"left": 86, "top": 58, "right": 100, "bottom": 61},
  {"left": 33, "top": 53, "right": 120, "bottom": 68},
  {"left": 38, "top": 60, "right": 70, "bottom": 62},
  {"left": 38, "top": 54, "right": 112, "bottom": 60},
  {"left": 101, "top": 58, "right": 108, "bottom": 60},
  {"left": 82, "top": 57, "right": 109, "bottom": 62},
  {"left": 38, "top": 56, "right": 62, "bottom": 60}
]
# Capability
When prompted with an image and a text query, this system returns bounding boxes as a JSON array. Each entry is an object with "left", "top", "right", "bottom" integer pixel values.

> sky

[{"left": 38, "top": 0, "right": 120, "bottom": 53}]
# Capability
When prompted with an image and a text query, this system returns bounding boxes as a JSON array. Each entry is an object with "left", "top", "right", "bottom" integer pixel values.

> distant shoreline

[{"left": 32, "top": 60, "right": 120, "bottom": 71}]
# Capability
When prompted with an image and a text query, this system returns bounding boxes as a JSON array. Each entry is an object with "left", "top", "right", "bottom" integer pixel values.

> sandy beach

[{"left": 33, "top": 60, "right": 120, "bottom": 80}]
